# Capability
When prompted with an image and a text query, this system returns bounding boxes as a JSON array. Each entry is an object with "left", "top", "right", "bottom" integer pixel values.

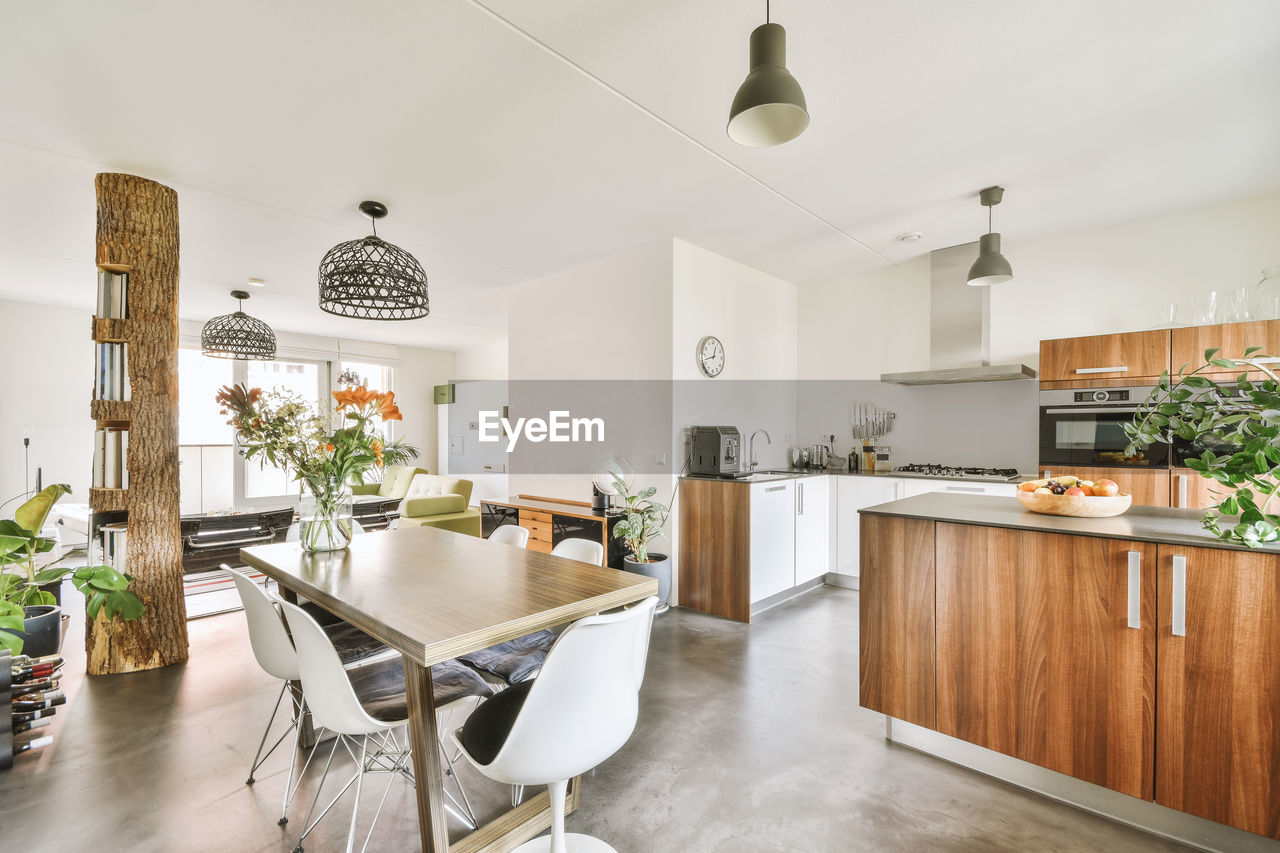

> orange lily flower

[
  {"left": 332, "top": 388, "right": 358, "bottom": 410},
  {"left": 374, "top": 391, "right": 402, "bottom": 421},
  {"left": 370, "top": 439, "right": 385, "bottom": 466}
]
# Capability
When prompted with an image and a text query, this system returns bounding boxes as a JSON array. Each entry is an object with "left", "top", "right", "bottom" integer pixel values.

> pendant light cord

[
  {"left": 988, "top": 205, "right": 993, "bottom": 235},
  {"left": 766, "top": 0, "right": 770, "bottom": 23}
]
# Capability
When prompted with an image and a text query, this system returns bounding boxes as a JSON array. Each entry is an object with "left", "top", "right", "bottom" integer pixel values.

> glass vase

[{"left": 298, "top": 475, "right": 354, "bottom": 552}]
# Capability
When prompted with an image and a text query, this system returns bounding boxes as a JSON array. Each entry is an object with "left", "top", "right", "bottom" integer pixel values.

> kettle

[{"left": 809, "top": 444, "right": 829, "bottom": 469}]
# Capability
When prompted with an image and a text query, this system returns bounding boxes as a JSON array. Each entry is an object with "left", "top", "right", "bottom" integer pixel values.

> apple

[
  {"left": 1078, "top": 485, "right": 1095, "bottom": 496},
  {"left": 1094, "top": 479, "right": 1120, "bottom": 497},
  {"left": 1018, "top": 481, "right": 1039, "bottom": 493},
  {"left": 1064, "top": 487, "right": 1085, "bottom": 496}
]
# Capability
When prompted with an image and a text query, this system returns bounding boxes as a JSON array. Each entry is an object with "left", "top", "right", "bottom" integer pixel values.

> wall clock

[{"left": 696, "top": 335, "right": 725, "bottom": 378}]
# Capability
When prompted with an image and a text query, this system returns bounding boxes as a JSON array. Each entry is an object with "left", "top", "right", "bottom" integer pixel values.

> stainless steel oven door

[{"left": 1039, "top": 387, "right": 1167, "bottom": 468}]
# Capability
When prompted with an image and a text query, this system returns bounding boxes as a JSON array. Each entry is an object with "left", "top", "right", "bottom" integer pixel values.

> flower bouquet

[{"left": 217, "top": 383, "right": 418, "bottom": 551}]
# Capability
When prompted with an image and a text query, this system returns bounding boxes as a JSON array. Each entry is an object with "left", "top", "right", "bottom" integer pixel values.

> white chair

[
  {"left": 453, "top": 597, "right": 659, "bottom": 853},
  {"left": 488, "top": 524, "right": 529, "bottom": 548},
  {"left": 549, "top": 538, "right": 604, "bottom": 566},
  {"left": 279, "top": 599, "right": 493, "bottom": 852},
  {"left": 229, "top": 567, "right": 399, "bottom": 825}
]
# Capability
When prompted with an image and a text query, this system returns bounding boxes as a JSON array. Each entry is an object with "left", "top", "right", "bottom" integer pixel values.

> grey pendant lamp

[
  {"left": 202, "top": 289, "right": 277, "bottom": 359},
  {"left": 318, "top": 200, "right": 430, "bottom": 320},
  {"left": 727, "top": 0, "right": 809, "bottom": 147},
  {"left": 967, "top": 186, "right": 1014, "bottom": 286}
]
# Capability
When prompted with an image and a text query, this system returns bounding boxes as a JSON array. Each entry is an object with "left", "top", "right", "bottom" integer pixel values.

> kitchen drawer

[
  {"left": 523, "top": 520, "right": 553, "bottom": 542},
  {"left": 1039, "top": 330, "right": 1170, "bottom": 382},
  {"left": 526, "top": 538, "right": 553, "bottom": 554},
  {"left": 519, "top": 510, "right": 553, "bottom": 525}
]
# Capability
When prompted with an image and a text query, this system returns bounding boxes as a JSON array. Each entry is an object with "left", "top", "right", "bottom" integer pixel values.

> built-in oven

[{"left": 1039, "top": 386, "right": 1168, "bottom": 468}]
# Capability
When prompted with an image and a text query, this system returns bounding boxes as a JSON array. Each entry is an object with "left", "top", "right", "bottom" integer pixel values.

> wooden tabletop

[{"left": 240, "top": 525, "right": 657, "bottom": 666}]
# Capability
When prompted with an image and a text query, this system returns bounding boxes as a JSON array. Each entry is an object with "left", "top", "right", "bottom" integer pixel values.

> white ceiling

[{"left": 0, "top": 0, "right": 1277, "bottom": 349}]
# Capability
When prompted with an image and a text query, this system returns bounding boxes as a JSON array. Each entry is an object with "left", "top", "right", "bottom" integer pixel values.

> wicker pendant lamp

[
  {"left": 201, "top": 289, "right": 277, "bottom": 360},
  {"left": 318, "top": 200, "right": 429, "bottom": 320}
]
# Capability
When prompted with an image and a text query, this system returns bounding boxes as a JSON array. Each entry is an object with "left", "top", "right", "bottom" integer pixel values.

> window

[{"left": 241, "top": 359, "right": 327, "bottom": 502}]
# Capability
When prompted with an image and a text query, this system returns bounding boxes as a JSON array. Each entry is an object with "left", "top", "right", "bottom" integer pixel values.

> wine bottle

[
  {"left": 10, "top": 654, "right": 63, "bottom": 667},
  {"left": 12, "top": 718, "right": 51, "bottom": 735},
  {"left": 11, "top": 709, "right": 54, "bottom": 723},
  {"left": 11, "top": 655, "right": 61, "bottom": 676},
  {"left": 12, "top": 735, "right": 53, "bottom": 755},
  {"left": 11, "top": 677, "right": 59, "bottom": 694},
  {"left": 13, "top": 691, "right": 67, "bottom": 711}
]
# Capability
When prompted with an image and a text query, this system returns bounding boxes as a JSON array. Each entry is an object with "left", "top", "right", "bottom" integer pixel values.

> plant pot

[
  {"left": 1, "top": 604, "right": 63, "bottom": 657},
  {"left": 623, "top": 552, "right": 671, "bottom": 611}
]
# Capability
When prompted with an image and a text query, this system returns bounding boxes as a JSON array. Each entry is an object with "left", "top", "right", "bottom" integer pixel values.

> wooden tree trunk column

[{"left": 86, "top": 173, "right": 189, "bottom": 675}]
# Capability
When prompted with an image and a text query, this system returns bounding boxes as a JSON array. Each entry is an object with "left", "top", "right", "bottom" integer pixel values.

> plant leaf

[{"left": 13, "top": 483, "right": 71, "bottom": 534}]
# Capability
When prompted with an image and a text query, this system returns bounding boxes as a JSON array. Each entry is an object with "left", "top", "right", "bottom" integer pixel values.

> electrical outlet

[
  {"left": 655, "top": 452, "right": 667, "bottom": 465},
  {"left": 449, "top": 435, "right": 464, "bottom": 456}
]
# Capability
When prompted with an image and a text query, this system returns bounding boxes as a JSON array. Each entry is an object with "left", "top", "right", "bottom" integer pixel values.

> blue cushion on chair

[{"left": 458, "top": 630, "right": 556, "bottom": 684}]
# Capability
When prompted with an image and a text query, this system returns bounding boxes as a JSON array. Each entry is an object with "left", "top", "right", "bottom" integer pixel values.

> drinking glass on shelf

[
  {"left": 1220, "top": 288, "right": 1250, "bottom": 324},
  {"left": 1149, "top": 303, "right": 1177, "bottom": 329},
  {"left": 1250, "top": 266, "right": 1280, "bottom": 322}
]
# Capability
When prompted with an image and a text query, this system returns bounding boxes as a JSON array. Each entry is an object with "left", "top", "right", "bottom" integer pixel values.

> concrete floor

[{"left": 0, "top": 586, "right": 1195, "bottom": 852}]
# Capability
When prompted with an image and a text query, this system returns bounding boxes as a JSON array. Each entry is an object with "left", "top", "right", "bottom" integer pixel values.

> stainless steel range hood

[{"left": 880, "top": 242, "right": 1036, "bottom": 386}]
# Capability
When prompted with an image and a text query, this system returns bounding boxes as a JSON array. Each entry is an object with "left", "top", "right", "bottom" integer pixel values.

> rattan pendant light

[
  {"left": 201, "top": 289, "right": 277, "bottom": 360},
  {"left": 318, "top": 200, "right": 429, "bottom": 320}
]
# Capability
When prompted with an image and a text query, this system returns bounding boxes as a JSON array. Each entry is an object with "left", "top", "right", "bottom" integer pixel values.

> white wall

[
  {"left": 672, "top": 239, "right": 799, "bottom": 470},
  {"left": 0, "top": 300, "right": 95, "bottom": 508},
  {"left": 455, "top": 341, "right": 508, "bottom": 381},
  {"left": 796, "top": 193, "right": 1280, "bottom": 471},
  {"left": 394, "top": 346, "right": 455, "bottom": 475},
  {"left": 505, "top": 241, "right": 674, "bottom": 501}
]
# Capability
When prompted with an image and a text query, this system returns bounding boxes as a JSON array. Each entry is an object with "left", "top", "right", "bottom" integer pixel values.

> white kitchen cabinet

[
  {"left": 749, "top": 480, "right": 796, "bottom": 602},
  {"left": 900, "top": 479, "right": 1017, "bottom": 499},
  {"left": 794, "top": 476, "right": 830, "bottom": 584},
  {"left": 835, "top": 476, "right": 903, "bottom": 576}
]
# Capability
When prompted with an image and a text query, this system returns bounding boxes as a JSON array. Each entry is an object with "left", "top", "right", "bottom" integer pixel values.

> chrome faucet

[{"left": 749, "top": 428, "right": 772, "bottom": 470}]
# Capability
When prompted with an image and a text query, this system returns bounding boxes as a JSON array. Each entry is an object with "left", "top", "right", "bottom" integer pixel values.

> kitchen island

[{"left": 859, "top": 493, "right": 1280, "bottom": 848}]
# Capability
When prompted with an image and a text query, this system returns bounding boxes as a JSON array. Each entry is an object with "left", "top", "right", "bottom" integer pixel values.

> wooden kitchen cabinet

[
  {"left": 1155, "top": 544, "right": 1280, "bottom": 839},
  {"left": 1169, "top": 467, "right": 1225, "bottom": 509},
  {"left": 1171, "top": 320, "right": 1280, "bottom": 378},
  {"left": 1037, "top": 465, "right": 1171, "bottom": 507},
  {"left": 1039, "top": 329, "right": 1171, "bottom": 383},
  {"left": 858, "top": 515, "right": 935, "bottom": 729},
  {"left": 934, "top": 524, "right": 1155, "bottom": 798}
]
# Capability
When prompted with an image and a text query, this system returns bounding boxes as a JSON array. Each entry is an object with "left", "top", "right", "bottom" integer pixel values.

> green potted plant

[
  {"left": 1125, "top": 347, "right": 1280, "bottom": 547},
  {"left": 611, "top": 475, "right": 671, "bottom": 610},
  {"left": 0, "top": 484, "right": 145, "bottom": 655}
]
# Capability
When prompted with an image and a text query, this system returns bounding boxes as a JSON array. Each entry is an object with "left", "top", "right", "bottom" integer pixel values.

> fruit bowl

[{"left": 1016, "top": 490, "right": 1132, "bottom": 518}]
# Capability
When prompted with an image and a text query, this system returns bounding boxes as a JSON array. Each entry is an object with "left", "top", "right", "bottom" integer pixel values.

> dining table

[{"left": 241, "top": 523, "right": 658, "bottom": 852}]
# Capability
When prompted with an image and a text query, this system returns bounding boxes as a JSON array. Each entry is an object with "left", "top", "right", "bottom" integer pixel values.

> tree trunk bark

[{"left": 86, "top": 173, "right": 189, "bottom": 675}]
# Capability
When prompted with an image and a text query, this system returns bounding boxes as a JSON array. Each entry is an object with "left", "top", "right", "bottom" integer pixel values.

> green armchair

[
  {"left": 398, "top": 474, "right": 481, "bottom": 537},
  {"left": 351, "top": 465, "right": 429, "bottom": 501}
]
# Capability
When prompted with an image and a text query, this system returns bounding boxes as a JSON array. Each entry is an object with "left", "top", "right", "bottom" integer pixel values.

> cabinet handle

[
  {"left": 765, "top": 485, "right": 786, "bottom": 493},
  {"left": 1126, "top": 551, "right": 1141, "bottom": 630},
  {"left": 1171, "top": 555, "right": 1187, "bottom": 637},
  {"left": 1178, "top": 474, "right": 1187, "bottom": 508},
  {"left": 1042, "top": 469, "right": 1052, "bottom": 479},
  {"left": 798, "top": 482, "right": 804, "bottom": 514},
  {"left": 1249, "top": 356, "right": 1280, "bottom": 365},
  {"left": 945, "top": 485, "right": 985, "bottom": 493},
  {"left": 1075, "top": 365, "right": 1128, "bottom": 374}
]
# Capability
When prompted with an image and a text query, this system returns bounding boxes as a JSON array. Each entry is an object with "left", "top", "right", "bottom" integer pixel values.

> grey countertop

[
  {"left": 683, "top": 468, "right": 1030, "bottom": 485},
  {"left": 859, "top": 492, "right": 1280, "bottom": 553}
]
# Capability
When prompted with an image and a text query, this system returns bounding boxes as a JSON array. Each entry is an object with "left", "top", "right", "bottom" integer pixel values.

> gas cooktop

[{"left": 893, "top": 463, "right": 1022, "bottom": 483}]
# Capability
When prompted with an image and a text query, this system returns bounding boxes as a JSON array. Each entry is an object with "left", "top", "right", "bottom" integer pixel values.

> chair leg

[
  {"left": 547, "top": 779, "right": 570, "bottom": 853},
  {"left": 345, "top": 736, "right": 367, "bottom": 853},
  {"left": 247, "top": 682, "right": 289, "bottom": 784},
  {"left": 278, "top": 694, "right": 307, "bottom": 824},
  {"left": 512, "top": 784, "right": 525, "bottom": 807}
]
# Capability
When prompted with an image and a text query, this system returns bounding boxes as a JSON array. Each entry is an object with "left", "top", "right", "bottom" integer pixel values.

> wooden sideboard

[{"left": 480, "top": 496, "right": 626, "bottom": 569}]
